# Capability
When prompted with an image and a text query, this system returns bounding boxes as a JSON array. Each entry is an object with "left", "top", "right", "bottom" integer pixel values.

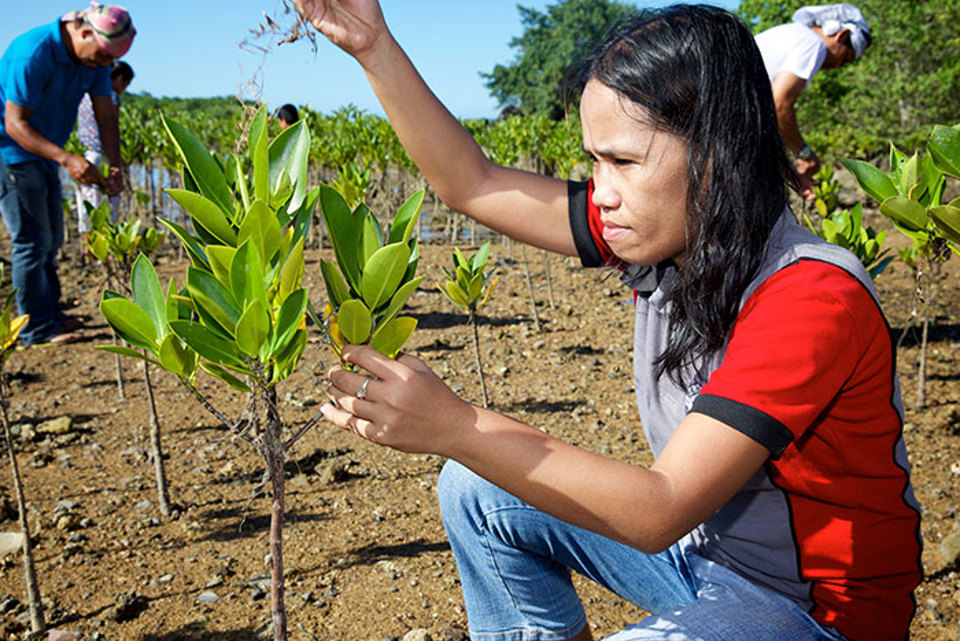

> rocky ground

[{"left": 1, "top": 215, "right": 959, "bottom": 640}]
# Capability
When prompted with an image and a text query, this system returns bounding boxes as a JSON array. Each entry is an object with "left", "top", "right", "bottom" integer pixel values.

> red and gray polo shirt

[{"left": 568, "top": 180, "right": 923, "bottom": 641}]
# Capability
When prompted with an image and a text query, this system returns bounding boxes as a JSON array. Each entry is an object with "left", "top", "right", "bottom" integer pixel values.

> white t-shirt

[{"left": 754, "top": 23, "right": 827, "bottom": 87}]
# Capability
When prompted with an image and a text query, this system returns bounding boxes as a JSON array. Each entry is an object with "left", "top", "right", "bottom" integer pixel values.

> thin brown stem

[
  {"left": 470, "top": 312, "right": 489, "bottom": 408},
  {"left": 1, "top": 382, "right": 45, "bottom": 635},
  {"left": 142, "top": 358, "right": 171, "bottom": 517}
]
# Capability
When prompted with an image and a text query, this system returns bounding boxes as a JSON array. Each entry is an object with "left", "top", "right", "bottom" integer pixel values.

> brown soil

[{"left": 1, "top": 226, "right": 959, "bottom": 641}]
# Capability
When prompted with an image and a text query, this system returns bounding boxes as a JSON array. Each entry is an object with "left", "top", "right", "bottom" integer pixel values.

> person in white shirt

[{"left": 755, "top": 4, "right": 871, "bottom": 198}]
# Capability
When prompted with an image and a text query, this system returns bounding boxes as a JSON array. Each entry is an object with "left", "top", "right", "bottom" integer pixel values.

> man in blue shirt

[{"left": 0, "top": 2, "right": 135, "bottom": 345}]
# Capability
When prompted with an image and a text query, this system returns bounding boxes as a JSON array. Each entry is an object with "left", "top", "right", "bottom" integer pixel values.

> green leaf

[
  {"left": 388, "top": 189, "right": 424, "bottom": 244},
  {"left": 319, "top": 184, "right": 361, "bottom": 290},
  {"left": 360, "top": 242, "right": 412, "bottom": 310},
  {"left": 272, "top": 328, "right": 307, "bottom": 383},
  {"left": 468, "top": 271, "right": 484, "bottom": 300},
  {"left": 470, "top": 241, "right": 492, "bottom": 272},
  {"left": 359, "top": 205, "right": 383, "bottom": 267},
  {"left": 453, "top": 247, "right": 469, "bottom": 271},
  {"left": 100, "top": 298, "right": 159, "bottom": 352},
  {"left": 337, "top": 298, "right": 372, "bottom": 344},
  {"left": 235, "top": 156, "right": 250, "bottom": 211},
  {"left": 186, "top": 267, "right": 242, "bottom": 333},
  {"left": 373, "top": 277, "right": 422, "bottom": 335},
  {"left": 271, "top": 168, "right": 293, "bottom": 209},
  {"left": 278, "top": 235, "right": 305, "bottom": 302},
  {"left": 841, "top": 158, "right": 899, "bottom": 203},
  {"left": 929, "top": 124, "right": 960, "bottom": 179},
  {"left": 251, "top": 108, "right": 270, "bottom": 203},
  {"left": 269, "top": 120, "right": 311, "bottom": 212},
  {"left": 160, "top": 113, "right": 233, "bottom": 215},
  {"left": 230, "top": 240, "right": 266, "bottom": 307},
  {"left": 900, "top": 153, "right": 921, "bottom": 198},
  {"left": 159, "top": 218, "right": 209, "bottom": 269},
  {"left": 320, "top": 259, "right": 351, "bottom": 308},
  {"left": 930, "top": 205, "right": 960, "bottom": 245},
  {"left": 205, "top": 245, "right": 237, "bottom": 288},
  {"left": 370, "top": 316, "right": 417, "bottom": 358},
  {"left": 238, "top": 199, "right": 283, "bottom": 263},
  {"left": 96, "top": 344, "right": 161, "bottom": 366},
  {"left": 166, "top": 189, "right": 238, "bottom": 245},
  {"left": 880, "top": 196, "right": 928, "bottom": 232},
  {"left": 169, "top": 320, "right": 245, "bottom": 367},
  {"left": 272, "top": 289, "right": 308, "bottom": 355},
  {"left": 444, "top": 281, "right": 471, "bottom": 310},
  {"left": 131, "top": 254, "right": 166, "bottom": 338},
  {"left": 235, "top": 298, "right": 271, "bottom": 356},
  {"left": 158, "top": 333, "right": 197, "bottom": 378},
  {"left": 199, "top": 362, "right": 251, "bottom": 392}
]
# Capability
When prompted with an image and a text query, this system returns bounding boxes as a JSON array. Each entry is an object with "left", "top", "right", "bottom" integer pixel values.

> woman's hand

[
  {"left": 322, "top": 345, "right": 477, "bottom": 455},
  {"left": 296, "top": 0, "right": 389, "bottom": 60}
]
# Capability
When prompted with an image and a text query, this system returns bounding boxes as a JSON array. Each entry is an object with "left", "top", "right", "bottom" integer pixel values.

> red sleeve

[
  {"left": 693, "top": 261, "right": 880, "bottom": 457},
  {"left": 567, "top": 179, "right": 615, "bottom": 267}
]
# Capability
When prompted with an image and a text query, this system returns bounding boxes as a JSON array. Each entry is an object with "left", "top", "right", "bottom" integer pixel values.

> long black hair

[{"left": 579, "top": 5, "right": 800, "bottom": 384}]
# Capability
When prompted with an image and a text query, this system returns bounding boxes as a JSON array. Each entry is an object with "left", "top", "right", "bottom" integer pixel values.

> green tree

[
  {"left": 739, "top": 0, "right": 960, "bottom": 158},
  {"left": 483, "top": 0, "right": 635, "bottom": 119}
]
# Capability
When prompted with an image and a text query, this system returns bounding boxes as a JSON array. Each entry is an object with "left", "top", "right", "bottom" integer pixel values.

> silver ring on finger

[{"left": 356, "top": 377, "right": 371, "bottom": 400}]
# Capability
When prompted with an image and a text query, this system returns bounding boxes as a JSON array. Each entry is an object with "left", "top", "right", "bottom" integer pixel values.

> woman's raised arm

[{"left": 298, "top": 0, "right": 578, "bottom": 255}]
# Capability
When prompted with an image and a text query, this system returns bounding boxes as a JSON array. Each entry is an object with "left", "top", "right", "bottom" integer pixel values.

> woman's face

[{"left": 579, "top": 79, "right": 692, "bottom": 266}]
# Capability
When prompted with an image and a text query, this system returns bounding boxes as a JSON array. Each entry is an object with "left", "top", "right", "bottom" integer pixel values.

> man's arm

[
  {"left": 770, "top": 71, "right": 820, "bottom": 180},
  {"left": 91, "top": 94, "right": 123, "bottom": 195},
  {"left": 4, "top": 100, "right": 100, "bottom": 185}
]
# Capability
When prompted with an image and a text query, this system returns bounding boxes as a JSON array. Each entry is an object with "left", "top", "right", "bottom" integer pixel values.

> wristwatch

[{"left": 796, "top": 144, "right": 814, "bottom": 160}]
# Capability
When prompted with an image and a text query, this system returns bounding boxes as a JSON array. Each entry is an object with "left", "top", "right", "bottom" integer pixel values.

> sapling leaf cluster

[{"left": 319, "top": 185, "right": 425, "bottom": 361}]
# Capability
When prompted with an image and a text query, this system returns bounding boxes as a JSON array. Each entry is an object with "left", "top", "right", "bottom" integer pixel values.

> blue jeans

[
  {"left": 0, "top": 159, "right": 65, "bottom": 345},
  {"left": 437, "top": 461, "right": 850, "bottom": 641}
]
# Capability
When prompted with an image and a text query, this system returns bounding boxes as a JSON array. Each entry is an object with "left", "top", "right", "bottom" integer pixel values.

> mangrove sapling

[
  {"left": 0, "top": 269, "right": 45, "bottom": 637},
  {"left": 802, "top": 165, "right": 893, "bottom": 279},
  {"left": 439, "top": 242, "right": 500, "bottom": 408},
  {"left": 85, "top": 201, "right": 166, "bottom": 402},
  {"left": 100, "top": 107, "right": 319, "bottom": 641},
  {"left": 318, "top": 185, "right": 425, "bottom": 366},
  {"left": 843, "top": 124, "right": 960, "bottom": 408},
  {"left": 86, "top": 204, "right": 174, "bottom": 515}
]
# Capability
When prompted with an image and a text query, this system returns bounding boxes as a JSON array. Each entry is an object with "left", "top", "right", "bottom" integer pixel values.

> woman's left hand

[{"left": 322, "top": 345, "right": 476, "bottom": 455}]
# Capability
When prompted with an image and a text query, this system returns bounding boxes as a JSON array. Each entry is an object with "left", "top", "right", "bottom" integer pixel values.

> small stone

[
  {"left": 156, "top": 574, "right": 174, "bottom": 584},
  {"left": 36, "top": 417, "right": 72, "bottom": 435},
  {"left": 53, "top": 500, "right": 78, "bottom": 514},
  {"left": 197, "top": 591, "right": 220, "bottom": 603},
  {"left": 0, "top": 532, "right": 24, "bottom": 557},
  {"left": 56, "top": 514, "right": 82, "bottom": 532},
  {"left": 939, "top": 523, "right": 960, "bottom": 570},
  {"left": 402, "top": 629, "right": 433, "bottom": 641}
]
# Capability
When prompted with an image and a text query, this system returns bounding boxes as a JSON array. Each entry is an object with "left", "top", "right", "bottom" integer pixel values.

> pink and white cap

[{"left": 63, "top": 2, "right": 136, "bottom": 58}]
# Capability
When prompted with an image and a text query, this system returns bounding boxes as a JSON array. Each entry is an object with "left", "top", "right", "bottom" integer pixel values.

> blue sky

[{"left": 3, "top": 1, "right": 739, "bottom": 119}]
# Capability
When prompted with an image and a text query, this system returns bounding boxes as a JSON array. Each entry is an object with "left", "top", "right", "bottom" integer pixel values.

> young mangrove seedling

[{"left": 439, "top": 241, "right": 499, "bottom": 408}]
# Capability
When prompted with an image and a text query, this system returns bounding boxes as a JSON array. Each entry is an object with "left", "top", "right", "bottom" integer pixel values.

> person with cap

[
  {"left": 0, "top": 2, "right": 135, "bottom": 346},
  {"left": 755, "top": 3, "right": 872, "bottom": 198},
  {"left": 74, "top": 59, "right": 135, "bottom": 241}
]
